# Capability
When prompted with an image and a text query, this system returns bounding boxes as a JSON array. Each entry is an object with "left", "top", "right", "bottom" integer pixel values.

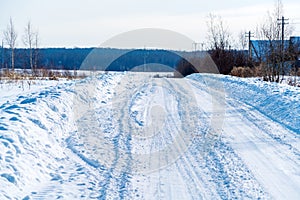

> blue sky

[{"left": 1, "top": 0, "right": 299, "bottom": 48}]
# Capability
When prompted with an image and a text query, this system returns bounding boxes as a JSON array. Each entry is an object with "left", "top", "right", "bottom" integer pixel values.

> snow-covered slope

[{"left": 0, "top": 73, "right": 299, "bottom": 199}]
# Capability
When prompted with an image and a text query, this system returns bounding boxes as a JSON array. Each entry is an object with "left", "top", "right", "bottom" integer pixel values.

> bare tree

[
  {"left": 206, "top": 13, "right": 234, "bottom": 74},
  {"left": 33, "top": 31, "right": 40, "bottom": 73},
  {"left": 235, "top": 30, "right": 251, "bottom": 67},
  {"left": 256, "top": 0, "right": 293, "bottom": 82},
  {"left": 207, "top": 13, "right": 231, "bottom": 51},
  {"left": 238, "top": 30, "right": 248, "bottom": 50},
  {"left": 3, "top": 17, "right": 17, "bottom": 72},
  {"left": 23, "top": 21, "right": 35, "bottom": 73}
]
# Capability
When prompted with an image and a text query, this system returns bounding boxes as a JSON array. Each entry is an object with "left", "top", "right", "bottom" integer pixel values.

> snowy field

[{"left": 0, "top": 72, "right": 299, "bottom": 199}]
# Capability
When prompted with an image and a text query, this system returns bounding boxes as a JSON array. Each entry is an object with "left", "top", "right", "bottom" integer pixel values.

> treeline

[
  {"left": 0, "top": 48, "right": 92, "bottom": 70},
  {"left": 175, "top": 50, "right": 248, "bottom": 77},
  {"left": 0, "top": 48, "right": 186, "bottom": 71}
]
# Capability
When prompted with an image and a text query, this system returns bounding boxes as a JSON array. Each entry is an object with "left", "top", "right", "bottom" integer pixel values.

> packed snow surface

[{"left": 0, "top": 73, "right": 299, "bottom": 199}]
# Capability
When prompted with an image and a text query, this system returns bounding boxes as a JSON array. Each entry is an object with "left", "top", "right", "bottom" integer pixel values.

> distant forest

[
  {"left": 1, "top": 48, "right": 92, "bottom": 71},
  {"left": 0, "top": 48, "right": 182, "bottom": 71},
  {"left": 0, "top": 47, "right": 247, "bottom": 75}
]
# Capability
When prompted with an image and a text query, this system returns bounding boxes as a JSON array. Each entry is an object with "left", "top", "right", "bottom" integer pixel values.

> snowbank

[{"left": 0, "top": 73, "right": 123, "bottom": 199}]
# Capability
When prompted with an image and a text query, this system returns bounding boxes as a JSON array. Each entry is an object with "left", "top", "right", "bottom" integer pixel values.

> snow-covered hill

[{"left": 0, "top": 73, "right": 299, "bottom": 199}]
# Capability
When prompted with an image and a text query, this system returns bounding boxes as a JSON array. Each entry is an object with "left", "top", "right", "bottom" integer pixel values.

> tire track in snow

[
  {"left": 189, "top": 75, "right": 299, "bottom": 199},
  {"left": 163, "top": 78, "right": 207, "bottom": 199},
  {"left": 224, "top": 98, "right": 300, "bottom": 199},
  {"left": 167, "top": 77, "right": 268, "bottom": 199},
  {"left": 227, "top": 99, "right": 300, "bottom": 158},
  {"left": 97, "top": 74, "right": 144, "bottom": 199}
]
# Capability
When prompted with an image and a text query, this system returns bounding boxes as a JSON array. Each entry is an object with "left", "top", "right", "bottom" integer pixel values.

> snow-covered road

[{"left": 0, "top": 73, "right": 299, "bottom": 199}]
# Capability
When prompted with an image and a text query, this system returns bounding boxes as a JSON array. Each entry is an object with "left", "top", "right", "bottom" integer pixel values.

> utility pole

[
  {"left": 200, "top": 43, "right": 204, "bottom": 51},
  {"left": 192, "top": 42, "right": 201, "bottom": 52},
  {"left": 277, "top": 16, "right": 289, "bottom": 77},
  {"left": 278, "top": 16, "right": 289, "bottom": 53},
  {"left": 245, "top": 31, "right": 254, "bottom": 65}
]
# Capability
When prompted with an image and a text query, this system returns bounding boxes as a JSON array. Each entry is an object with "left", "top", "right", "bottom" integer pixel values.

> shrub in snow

[{"left": 230, "top": 66, "right": 254, "bottom": 78}]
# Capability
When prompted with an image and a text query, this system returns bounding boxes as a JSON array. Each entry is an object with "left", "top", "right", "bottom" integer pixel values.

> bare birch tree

[
  {"left": 3, "top": 17, "right": 17, "bottom": 72},
  {"left": 33, "top": 31, "right": 40, "bottom": 74},
  {"left": 23, "top": 21, "right": 35, "bottom": 73},
  {"left": 23, "top": 21, "right": 40, "bottom": 76}
]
